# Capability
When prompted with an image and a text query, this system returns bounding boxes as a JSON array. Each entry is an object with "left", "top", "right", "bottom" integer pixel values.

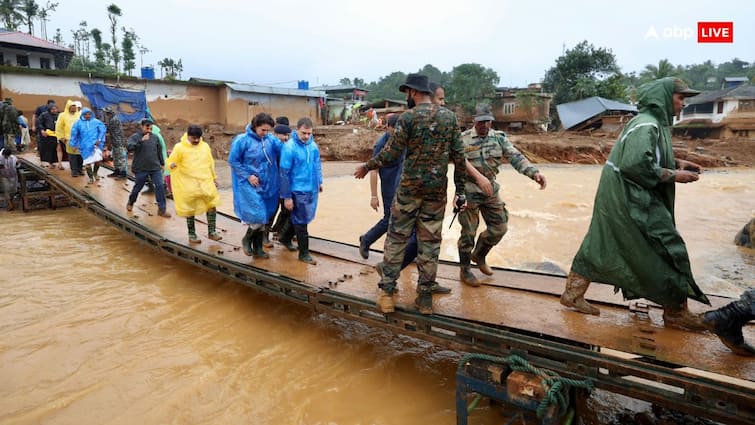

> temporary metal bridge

[{"left": 17, "top": 156, "right": 754, "bottom": 424}]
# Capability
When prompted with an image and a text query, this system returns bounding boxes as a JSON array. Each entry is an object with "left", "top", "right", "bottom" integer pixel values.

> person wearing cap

[
  {"left": 69, "top": 107, "right": 106, "bottom": 184},
  {"left": 55, "top": 100, "right": 83, "bottom": 176},
  {"left": 560, "top": 77, "right": 709, "bottom": 330},
  {"left": 353, "top": 73, "right": 467, "bottom": 315},
  {"left": 457, "top": 104, "right": 547, "bottom": 287},
  {"left": 228, "top": 112, "right": 282, "bottom": 258},
  {"left": 126, "top": 118, "right": 171, "bottom": 218},
  {"left": 102, "top": 106, "right": 127, "bottom": 179},
  {"left": 266, "top": 118, "right": 293, "bottom": 248},
  {"left": 167, "top": 125, "right": 222, "bottom": 244}
]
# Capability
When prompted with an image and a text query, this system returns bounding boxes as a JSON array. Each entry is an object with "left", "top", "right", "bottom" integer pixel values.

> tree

[
  {"left": 416, "top": 64, "right": 450, "bottom": 86},
  {"left": 121, "top": 27, "right": 136, "bottom": 75},
  {"left": 0, "top": 0, "right": 23, "bottom": 30},
  {"left": 364, "top": 71, "right": 407, "bottom": 102},
  {"left": 106, "top": 4, "right": 121, "bottom": 72},
  {"left": 158, "top": 57, "right": 182, "bottom": 79},
  {"left": 90, "top": 28, "right": 106, "bottom": 66},
  {"left": 37, "top": 0, "right": 57, "bottom": 40},
  {"left": 51, "top": 27, "right": 62, "bottom": 44},
  {"left": 543, "top": 40, "right": 624, "bottom": 106},
  {"left": 446, "top": 63, "right": 499, "bottom": 113},
  {"left": 71, "top": 21, "right": 90, "bottom": 60},
  {"left": 352, "top": 77, "right": 365, "bottom": 87},
  {"left": 20, "top": 0, "right": 38, "bottom": 35},
  {"left": 338, "top": 77, "right": 352, "bottom": 86},
  {"left": 639, "top": 59, "right": 677, "bottom": 83}
]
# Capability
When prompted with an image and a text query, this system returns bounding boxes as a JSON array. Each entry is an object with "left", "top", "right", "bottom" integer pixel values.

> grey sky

[{"left": 50, "top": 0, "right": 753, "bottom": 88}]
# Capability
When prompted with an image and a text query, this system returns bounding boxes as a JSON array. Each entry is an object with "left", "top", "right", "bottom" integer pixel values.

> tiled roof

[{"left": 0, "top": 30, "right": 73, "bottom": 53}]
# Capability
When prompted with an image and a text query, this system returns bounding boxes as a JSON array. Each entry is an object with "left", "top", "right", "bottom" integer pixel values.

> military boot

[
  {"left": 662, "top": 301, "right": 707, "bottom": 331},
  {"left": 560, "top": 271, "right": 600, "bottom": 315},
  {"left": 377, "top": 287, "right": 395, "bottom": 313},
  {"left": 414, "top": 285, "right": 433, "bottom": 315},
  {"left": 702, "top": 293, "right": 755, "bottom": 356},
  {"left": 241, "top": 227, "right": 254, "bottom": 256},
  {"left": 471, "top": 241, "right": 494, "bottom": 276},
  {"left": 252, "top": 230, "right": 269, "bottom": 259},
  {"left": 459, "top": 252, "right": 480, "bottom": 287}
]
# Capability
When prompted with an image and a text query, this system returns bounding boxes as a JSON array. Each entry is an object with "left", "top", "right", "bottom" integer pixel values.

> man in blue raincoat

[
  {"left": 560, "top": 78, "right": 710, "bottom": 331},
  {"left": 279, "top": 117, "right": 322, "bottom": 265}
]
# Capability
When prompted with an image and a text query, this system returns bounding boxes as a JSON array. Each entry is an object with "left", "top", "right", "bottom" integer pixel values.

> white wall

[
  {"left": 0, "top": 72, "right": 193, "bottom": 102},
  {"left": 0, "top": 47, "right": 56, "bottom": 69}
]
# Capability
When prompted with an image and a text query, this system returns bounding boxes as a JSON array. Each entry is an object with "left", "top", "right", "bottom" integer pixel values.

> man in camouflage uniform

[
  {"left": 1, "top": 98, "right": 20, "bottom": 151},
  {"left": 458, "top": 105, "right": 547, "bottom": 286},
  {"left": 103, "top": 107, "right": 127, "bottom": 179},
  {"left": 354, "top": 73, "right": 467, "bottom": 315}
]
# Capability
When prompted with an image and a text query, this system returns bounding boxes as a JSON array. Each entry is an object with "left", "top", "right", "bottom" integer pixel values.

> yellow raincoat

[
  {"left": 166, "top": 133, "right": 220, "bottom": 217},
  {"left": 55, "top": 100, "right": 82, "bottom": 154}
]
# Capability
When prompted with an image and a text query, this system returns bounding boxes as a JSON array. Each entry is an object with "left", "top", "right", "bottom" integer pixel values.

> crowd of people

[{"left": 3, "top": 75, "right": 752, "bottom": 357}]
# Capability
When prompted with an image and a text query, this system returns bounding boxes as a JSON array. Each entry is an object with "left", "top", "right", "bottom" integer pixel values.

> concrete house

[
  {"left": 488, "top": 84, "right": 552, "bottom": 132},
  {"left": 675, "top": 78, "right": 755, "bottom": 139},
  {"left": 0, "top": 30, "right": 73, "bottom": 70}
]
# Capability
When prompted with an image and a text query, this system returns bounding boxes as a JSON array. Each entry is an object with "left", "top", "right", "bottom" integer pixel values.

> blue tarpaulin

[{"left": 79, "top": 83, "right": 148, "bottom": 123}]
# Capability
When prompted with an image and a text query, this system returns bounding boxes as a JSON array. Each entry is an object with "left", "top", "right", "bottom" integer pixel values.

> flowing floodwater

[{"left": 1, "top": 164, "right": 753, "bottom": 424}]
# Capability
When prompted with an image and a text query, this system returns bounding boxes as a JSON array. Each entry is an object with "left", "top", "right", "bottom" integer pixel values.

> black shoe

[
  {"left": 703, "top": 295, "right": 755, "bottom": 356},
  {"left": 430, "top": 282, "right": 452, "bottom": 294},
  {"left": 107, "top": 171, "right": 120, "bottom": 178},
  {"left": 358, "top": 235, "right": 369, "bottom": 259}
]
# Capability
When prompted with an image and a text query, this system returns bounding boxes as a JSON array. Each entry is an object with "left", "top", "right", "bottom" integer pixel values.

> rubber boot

[
  {"left": 663, "top": 301, "right": 707, "bottom": 331},
  {"left": 459, "top": 252, "right": 480, "bottom": 287},
  {"left": 252, "top": 230, "right": 269, "bottom": 259},
  {"left": 187, "top": 217, "right": 201, "bottom": 244},
  {"left": 471, "top": 241, "right": 494, "bottom": 276},
  {"left": 414, "top": 284, "right": 433, "bottom": 315},
  {"left": 241, "top": 227, "right": 254, "bottom": 256},
  {"left": 296, "top": 228, "right": 317, "bottom": 265},
  {"left": 262, "top": 228, "right": 273, "bottom": 248},
  {"left": 278, "top": 221, "right": 296, "bottom": 251},
  {"left": 560, "top": 271, "right": 600, "bottom": 315},
  {"left": 207, "top": 210, "right": 222, "bottom": 241},
  {"left": 702, "top": 293, "right": 755, "bottom": 356}
]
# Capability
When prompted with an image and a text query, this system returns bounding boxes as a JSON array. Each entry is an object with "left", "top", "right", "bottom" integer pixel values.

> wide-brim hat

[
  {"left": 399, "top": 73, "right": 432, "bottom": 94},
  {"left": 102, "top": 106, "right": 115, "bottom": 114}
]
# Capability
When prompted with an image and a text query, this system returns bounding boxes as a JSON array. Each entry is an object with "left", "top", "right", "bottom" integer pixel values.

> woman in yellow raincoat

[
  {"left": 167, "top": 125, "right": 221, "bottom": 243},
  {"left": 55, "top": 100, "right": 82, "bottom": 176}
]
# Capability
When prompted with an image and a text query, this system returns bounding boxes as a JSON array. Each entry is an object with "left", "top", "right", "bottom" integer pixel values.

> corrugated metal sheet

[
  {"left": 556, "top": 96, "right": 637, "bottom": 130},
  {"left": 226, "top": 83, "right": 324, "bottom": 98}
]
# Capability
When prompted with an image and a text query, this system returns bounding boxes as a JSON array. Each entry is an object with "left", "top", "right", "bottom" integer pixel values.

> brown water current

[{"left": 1, "top": 164, "right": 753, "bottom": 424}]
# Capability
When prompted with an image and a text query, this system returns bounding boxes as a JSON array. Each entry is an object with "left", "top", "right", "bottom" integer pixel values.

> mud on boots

[
  {"left": 414, "top": 283, "right": 434, "bottom": 315},
  {"left": 702, "top": 289, "right": 755, "bottom": 356},
  {"left": 560, "top": 271, "right": 600, "bottom": 315},
  {"left": 459, "top": 252, "right": 480, "bottom": 287},
  {"left": 471, "top": 240, "right": 494, "bottom": 276}
]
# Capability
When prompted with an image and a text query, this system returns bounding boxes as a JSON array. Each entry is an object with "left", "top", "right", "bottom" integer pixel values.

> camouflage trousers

[
  {"left": 457, "top": 191, "right": 508, "bottom": 255},
  {"left": 379, "top": 193, "right": 446, "bottom": 294},
  {"left": 112, "top": 145, "right": 127, "bottom": 172}
]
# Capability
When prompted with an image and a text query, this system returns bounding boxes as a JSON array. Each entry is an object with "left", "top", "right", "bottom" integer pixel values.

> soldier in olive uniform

[
  {"left": 354, "top": 73, "right": 467, "bottom": 315},
  {"left": 458, "top": 105, "right": 546, "bottom": 285}
]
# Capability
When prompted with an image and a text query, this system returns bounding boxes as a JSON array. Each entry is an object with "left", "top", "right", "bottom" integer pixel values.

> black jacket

[{"left": 127, "top": 131, "right": 164, "bottom": 172}]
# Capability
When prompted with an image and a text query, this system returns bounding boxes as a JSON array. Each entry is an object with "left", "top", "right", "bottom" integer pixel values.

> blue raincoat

[
  {"left": 228, "top": 125, "right": 282, "bottom": 225},
  {"left": 69, "top": 107, "right": 106, "bottom": 161},
  {"left": 280, "top": 130, "right": 322, "bottom": 225}
]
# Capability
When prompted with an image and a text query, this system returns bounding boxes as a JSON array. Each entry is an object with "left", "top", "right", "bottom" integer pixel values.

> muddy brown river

[{"left": 1, "top": 164, "right": 753, "bottom": 424}]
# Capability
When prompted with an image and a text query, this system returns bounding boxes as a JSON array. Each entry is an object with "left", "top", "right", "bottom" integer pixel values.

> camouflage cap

[
  {"left": 673, "top": 79, "right": 700, "bottom": 97},
  {"left": 474, "top": 104, "right": 494, "bottom": 122}
]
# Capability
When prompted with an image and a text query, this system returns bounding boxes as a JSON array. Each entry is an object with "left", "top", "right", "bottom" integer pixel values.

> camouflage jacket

[
  {"left": 1, "top": 103, "right": 20, "bottom": 135},
  {"left": 461, "top": 128, "right": 538, "bottom": 195},
  {"left": 106, "top": 115, "right": 125, "bottom": 148},
  {"left": 366, "top": 102, "right": 466, "bottom": 201}
]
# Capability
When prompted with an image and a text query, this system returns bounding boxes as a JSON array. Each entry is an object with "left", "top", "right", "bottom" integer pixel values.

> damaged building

[
  {"left": 674, "top": 77, "right": 755, "bottom": 140},
  {"left": 556, "top": 96, "right": 637, "bottom": 134}
]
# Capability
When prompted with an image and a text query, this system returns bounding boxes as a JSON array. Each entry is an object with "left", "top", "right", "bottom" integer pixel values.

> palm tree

[
  {"left": 107, "top": 4, "right": 121, "bottom": 72},
  {"left": 0, "top": 0, "right": 23, "bottom": 30},
  {"left": 640, "top": 59, "right": 676, "bottom": 82},
  {"left": 37, "top": 0, "right": 57, "bottom": 39}
]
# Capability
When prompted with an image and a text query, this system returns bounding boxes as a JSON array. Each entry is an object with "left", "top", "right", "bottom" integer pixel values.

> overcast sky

[{"left": 48, "top": 0, "right": 753, "bottom": 88}]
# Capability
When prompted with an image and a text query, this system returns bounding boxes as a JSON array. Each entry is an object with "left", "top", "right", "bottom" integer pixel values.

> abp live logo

[{"left": 698, "top": 22, "right": 733, "bottom": 43}]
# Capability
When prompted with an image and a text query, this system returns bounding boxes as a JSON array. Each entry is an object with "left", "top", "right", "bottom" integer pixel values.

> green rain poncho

[{"left": 570, "top": 77, "right": 709, "bottom": 308}]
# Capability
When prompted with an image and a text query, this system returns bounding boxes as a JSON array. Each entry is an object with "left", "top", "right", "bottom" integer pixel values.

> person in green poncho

[{"left": 560, "top": 77, "right": 711, "bottom": 331}]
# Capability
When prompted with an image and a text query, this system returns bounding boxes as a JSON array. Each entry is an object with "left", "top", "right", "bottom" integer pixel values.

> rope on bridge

[{"left": 458, "top": 353, "right": 595, "bottom": 418}]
